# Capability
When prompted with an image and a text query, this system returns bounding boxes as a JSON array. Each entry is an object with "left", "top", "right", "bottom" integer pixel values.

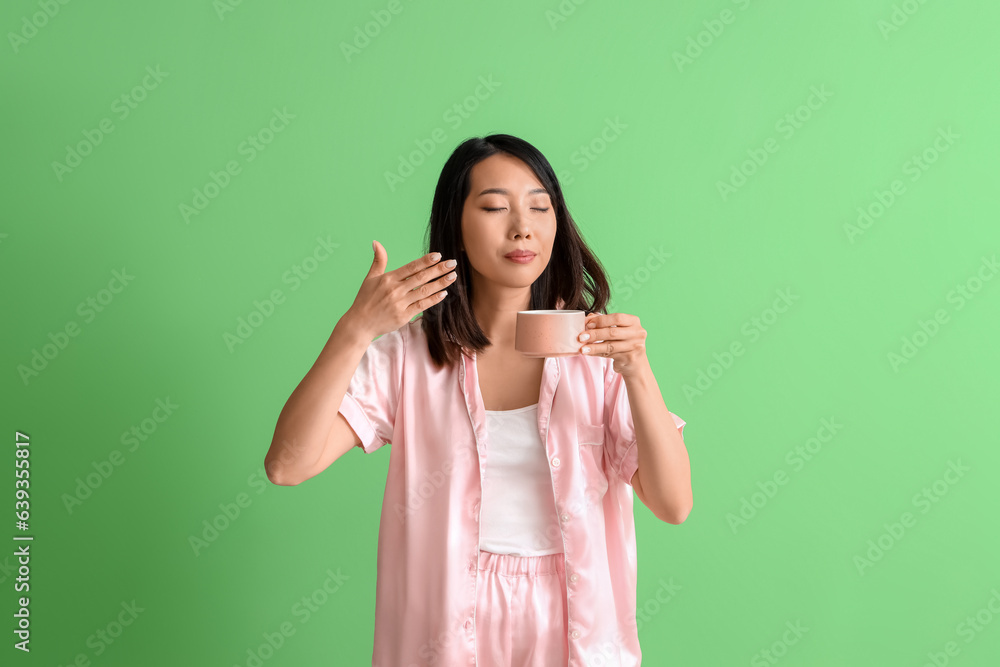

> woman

[{"left": 264, "top": 134, "right": 692, "bottom": 666}]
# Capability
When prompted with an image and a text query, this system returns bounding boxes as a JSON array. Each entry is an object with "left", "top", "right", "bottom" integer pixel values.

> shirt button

[
  {"left": 560, "top": 513, "right": 570, "bottom": 523},
  {"left": 570, "top": 629, "right": 581, "bottom": 639},
  {"left": 569, "top": 573, "right": 579, "bottom": 583},
  {"left": 465, "top": 619, "right": 472, "bottom": 630},
  {"left": 551, "top": 456, "right": 561, "bottom": 467}
]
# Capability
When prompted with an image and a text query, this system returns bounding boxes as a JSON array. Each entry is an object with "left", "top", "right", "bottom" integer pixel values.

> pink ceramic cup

[{"left": 514, "top": 310, "right": 587, "bottom": 357}]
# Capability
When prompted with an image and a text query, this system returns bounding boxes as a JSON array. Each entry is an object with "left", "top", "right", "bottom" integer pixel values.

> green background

[{"left": 3, "top": 0, "right": 999, "bottom": 665}]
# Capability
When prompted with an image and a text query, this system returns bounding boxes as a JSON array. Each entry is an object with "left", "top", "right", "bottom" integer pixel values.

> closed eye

[{"left": 483, "top": 207, "right": 550, "bottom": 212}]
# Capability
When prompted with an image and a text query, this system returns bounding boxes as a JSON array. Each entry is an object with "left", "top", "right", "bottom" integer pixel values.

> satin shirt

[{"left": 337, "top": 314, "right": 686, "bottom": 666}]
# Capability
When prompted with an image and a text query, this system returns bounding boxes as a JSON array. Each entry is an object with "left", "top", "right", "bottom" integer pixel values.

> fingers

[
  {"left": 412, "top": 284, "right": 450, "bottom": 314},
  {"left": 582, "top": 340, "right": 643, "bottom": 358},
  {"left": 400, "top": 254, "right": 458, "bottom": 294},
  {"left": 406, "top": 260, "right": 453, "bottom": 314},
  {"left": 395, "top": 251, "right": 450, "bottom": 283},
  {"left": 368, "top": 239, "right": 388, "bottom": 276},
  {"left": 579, "top": 323, "right": 621, "bottom": 342},
  {"left": 405, "top": 261, "right": 456, "bottom": 303}
]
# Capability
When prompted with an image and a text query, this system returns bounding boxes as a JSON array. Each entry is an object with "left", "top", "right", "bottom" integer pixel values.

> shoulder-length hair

[{"left": 420, "top": 133, "right": 611, "bottom": 369}]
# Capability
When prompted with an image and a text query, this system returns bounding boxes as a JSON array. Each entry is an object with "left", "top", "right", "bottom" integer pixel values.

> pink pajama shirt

[{"left": 337, "top": 312, "right": 686, "bottom": 666}]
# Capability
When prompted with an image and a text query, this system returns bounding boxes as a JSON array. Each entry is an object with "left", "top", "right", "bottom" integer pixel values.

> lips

[{"left": 504, "top": 251, "right": 536, "bottom": 258}]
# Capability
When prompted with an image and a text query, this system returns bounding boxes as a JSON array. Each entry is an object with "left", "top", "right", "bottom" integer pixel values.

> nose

[{"left": 510, "top": 211, "right": 532, "bottom": 239}]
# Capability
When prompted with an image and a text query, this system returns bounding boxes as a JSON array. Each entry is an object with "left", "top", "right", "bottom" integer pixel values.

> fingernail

[
  {"left": 431, "top": 252, "right": 441, "bottom": 261},
  {"left": 582, "top": 346, "right": 591, "bottom": 353},
  {"left": 579, "top": 333, "right": 590, "bottom": 341},
  {"left": 445, "top": 259, "right": 457, "bottom": 268}
]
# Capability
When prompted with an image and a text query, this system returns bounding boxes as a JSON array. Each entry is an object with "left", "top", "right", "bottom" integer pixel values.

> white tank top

[{"left": 479, "top": 403, "right": 564, "bottom": 556}]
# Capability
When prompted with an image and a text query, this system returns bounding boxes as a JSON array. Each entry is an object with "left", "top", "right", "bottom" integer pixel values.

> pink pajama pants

[{"left": 475, "top": 549, "right": 569, "bottom": 666}]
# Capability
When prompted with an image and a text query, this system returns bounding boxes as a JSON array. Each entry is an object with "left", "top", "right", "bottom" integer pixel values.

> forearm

[
  {"left": 624, "top": 358, "right": 692, "bottom": 523},
  {"left": 265, "top": 317, "right": 371, "bottom": 485}
]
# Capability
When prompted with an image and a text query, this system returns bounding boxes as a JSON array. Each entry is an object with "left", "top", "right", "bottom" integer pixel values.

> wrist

[
  {"left": 332, "top": 314, "right": 373, "bottom": 349},
  {"left": 622, "top": 355, "right": 654, "bottom": 385}
]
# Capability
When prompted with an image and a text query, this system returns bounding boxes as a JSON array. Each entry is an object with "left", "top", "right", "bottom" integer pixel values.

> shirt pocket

[{"left": 576, "top": 422, "right": 609, "bottom": 499}]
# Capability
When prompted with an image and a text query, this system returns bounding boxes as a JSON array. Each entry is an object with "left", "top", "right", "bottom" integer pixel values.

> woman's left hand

[{"left": 577, "top": 312, "right": 648, "bottom": 377}]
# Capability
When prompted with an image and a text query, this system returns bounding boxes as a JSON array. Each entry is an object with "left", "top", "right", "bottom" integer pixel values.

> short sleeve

[
  {"left": 603, "top": 357, "right": 687, "bottom": 486},
  {"left": 336, "top": 325, "right": 406, "bottom": 454}
]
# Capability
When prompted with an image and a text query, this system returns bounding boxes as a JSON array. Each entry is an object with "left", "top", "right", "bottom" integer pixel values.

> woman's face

[{"left": 459, "top": 153, "right": 557, "bottom": 295}]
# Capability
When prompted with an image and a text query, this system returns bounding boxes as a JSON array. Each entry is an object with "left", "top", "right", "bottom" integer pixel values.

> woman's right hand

[{"left": 342, "top": 240, "right": 457, "bottom": 341}]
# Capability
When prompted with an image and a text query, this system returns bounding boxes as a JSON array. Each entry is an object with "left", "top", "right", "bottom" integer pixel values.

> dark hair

[{"left": 420, "top": 133, "right": 611, "bottom": 369}]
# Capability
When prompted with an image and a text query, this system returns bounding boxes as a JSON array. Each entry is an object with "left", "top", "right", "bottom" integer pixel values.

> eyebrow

[{"left": 477, "top": 187, "right": 550, "bottom": 197}]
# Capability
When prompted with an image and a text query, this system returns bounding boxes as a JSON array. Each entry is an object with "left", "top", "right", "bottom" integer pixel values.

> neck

[{"left": 471, "top": 287, "right": 531, "bottom": 348}]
